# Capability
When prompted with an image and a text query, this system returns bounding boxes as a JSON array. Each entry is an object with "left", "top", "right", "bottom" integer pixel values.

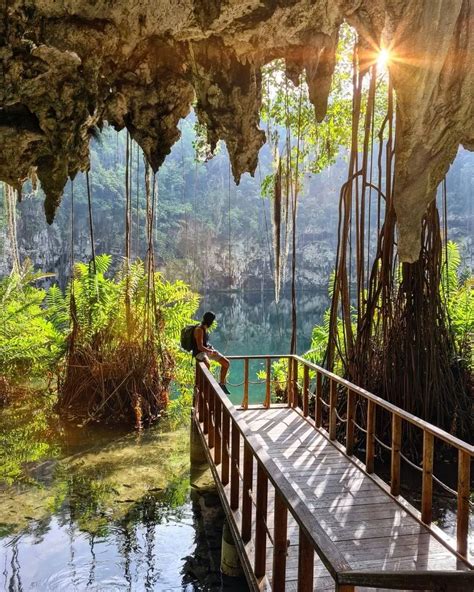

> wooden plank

[
  {"left": 421, "top": 431, "right": 433, "bottom": 524},
  {"left": 195, "top": 373, "right": 472, "bottom": 592}
]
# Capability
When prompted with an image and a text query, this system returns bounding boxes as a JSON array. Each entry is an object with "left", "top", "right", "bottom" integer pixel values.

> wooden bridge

[{"left": 192, "top": 355, "right": 473, "bottom": 591}]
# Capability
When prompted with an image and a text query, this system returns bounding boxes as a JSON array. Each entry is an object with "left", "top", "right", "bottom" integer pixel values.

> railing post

[
  {"left": 346, "top": 388, "right": 356, "bottom": 456},
  {"left": 230, "top": 420, "right": 240, "bottom": 510},
  {"left": 214, "top": 396, "right": 222, "bottom": 465},
  {"left": 208, "top": 383, "right": 215, "bottom": 449},
  {"left": 287, "top": 357, "right": 293, "bottom": 407},
  {"left": 242, "top": 358, "right": 249, "bottom": 409},
  {"left": 297, "top": 528, "right": 314, "bottom": 592},
  {"left": 272, "top": 491, "right": 287, "bottom": 592},
  {"left": 303, "top": 364, "right": 309, "bottom": 417},
  {"left": 264, "top": 357, "right": 271, "bottom": 408},
  {"left": 391, "top": 414, "right": 402, "bottom": 496},
  {"left": 315, "top": 372, "right": 322, "bottom": 428},
  {"left": 197, "top": 365, "right": 204, "bottom": 422},
  {"left": 421, "top": 431, "right": 434, "bottom": 524},
  {"left": 254, "top": 463, "right": 268, "bottom": 578},
  {"left": 329, "top": 379, "right": 337, "bottom": 440},
  {"left": 366, "top": 400, "right": 375, "bottom": 474},
  {"left": 242, "top": 443, "right": 253, "bottom": 542},
  {"left": 457, "top": 449, "right": 470, "bottom": 558},
  {"left": 203, "top": 380, "right": 209, "bottom": 435},
  {"left": 292, "top": 357, "right": 298, "bottom": 408},
  {"left": 221, "top": 409, "right": 230, "bottom": 486}
]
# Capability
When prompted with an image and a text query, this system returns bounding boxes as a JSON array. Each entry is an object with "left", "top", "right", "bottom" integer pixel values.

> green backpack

[{"left": 180, "top": 324, "right": 199, "bottom": 352}]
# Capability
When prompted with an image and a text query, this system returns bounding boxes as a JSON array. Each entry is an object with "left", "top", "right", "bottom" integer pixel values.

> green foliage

[
  {"left": 441, "top": 242, "right": 474, "bottom": 365},
  {"left": 0, "top": 262, "right": 63, "bottom": 383}
]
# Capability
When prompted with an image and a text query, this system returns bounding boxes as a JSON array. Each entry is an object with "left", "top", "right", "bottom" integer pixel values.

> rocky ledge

[{"left": 1, "top": 1, "right": 472, "bottom": 261}]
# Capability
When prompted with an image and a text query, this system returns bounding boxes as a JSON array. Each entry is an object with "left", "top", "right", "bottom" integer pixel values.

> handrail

[
  {"left": 291, "top": 354, "right": 474, "bottom": 455},
  {"left": 197, "top": 362, "right": 351, "bottom": 579},
  {"left": 226, "top": 353, "right": 473, "bottom": 561},
  {"left": 227, "top": 354, "right": 473, "bottom": 455},
  {"left": 194, "top": 360, "right": 474, "bottom": 591}
]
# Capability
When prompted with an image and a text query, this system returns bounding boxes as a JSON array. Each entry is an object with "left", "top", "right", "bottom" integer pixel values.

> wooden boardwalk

[{"left": 193, "top": 356, "right": 473, "bottom": 591}]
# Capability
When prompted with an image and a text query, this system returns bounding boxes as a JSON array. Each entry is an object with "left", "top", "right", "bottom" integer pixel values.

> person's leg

[{"left": 219, "top": 357, "right": 230, "bottom": 384}]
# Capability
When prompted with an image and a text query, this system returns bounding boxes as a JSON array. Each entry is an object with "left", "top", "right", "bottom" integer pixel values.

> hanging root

[
  {"left": 273, "top": 157, "right": 282, "bottom": 302},
  {"left": 58, "top": 336, "right": 172, "bottom": 425}
]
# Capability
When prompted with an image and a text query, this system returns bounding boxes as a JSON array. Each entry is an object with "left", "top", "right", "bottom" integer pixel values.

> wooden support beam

[
  {"left": 366, "top": 400, "right": 375, "bottom": 474},
  {"left": 421, "top": 431, "right": 434, "bottom": 524},
  {"left": 329, "top": 379, "right": 337, "bottom": 440},
  {"left": 315, "top": 372, "right": 322, "bottom": 428},
  {"left": 292, "top": 357, "right": 298, "bottom": 408},
  {"left": 391, "top": 414, "right": 402, "bottom": 496},
  {"left": 208, "top": 383, "right": 215, "bottom": 449},
  {"left": 221, "top": 409, "right": 230, "bottom": 485},
  {"left": 214, "top": 396, "right": 221, "bottom": 465},
  {"left": 297, "top": 528, "right": 314, "bottom": 592},
  {"left": 346, "top": 388, "right": 356, "bottom": 456},
  {"left": 287, "top": 357, "right": 293, "bottom": 407},
  {"left": 457, "top": 449, "right": 470, "bottom": 558},
  {"left": 272, "top": 491, "right": 288, "bottom": 592},
  {"left": 303, "top": 364, "right": 309, "bottom": 417},
  {"left": 230, "top": 421, "right": 240, "bottom": 510},
  {"left": 242, "top": 443, "right": 253, "bottom": 542},
  {"left": 254, "top": 463, "right": 268, "bottom": 578},
  {"left": 242, "top": 358, "right": 249, "bottom": 409},
  {"left": 203, "top": 380, "right": 209, "bottom": 435},
  {"left": 264, "top": 357, "right": 271, "bottom": 408}
]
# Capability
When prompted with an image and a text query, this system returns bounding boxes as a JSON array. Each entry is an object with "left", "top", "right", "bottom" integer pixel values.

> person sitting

[{"left": 193, "top": 311, "right": 230, "bottom": 395}]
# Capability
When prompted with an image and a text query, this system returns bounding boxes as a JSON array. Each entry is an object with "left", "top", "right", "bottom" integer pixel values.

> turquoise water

[{"left": 197, "top": 289, "right": 329, "bottom": 404}]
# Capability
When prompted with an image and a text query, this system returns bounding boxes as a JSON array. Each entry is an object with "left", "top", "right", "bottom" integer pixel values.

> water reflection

[
  {"left": 0, "top": 398, "right": 244, "bottom": 591},
  {"left": 197, "top": 288, "right": 330, "bottom": 356}
]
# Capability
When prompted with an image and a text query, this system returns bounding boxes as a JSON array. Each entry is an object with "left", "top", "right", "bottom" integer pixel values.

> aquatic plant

[{"left": 47, "top": 255, "right": 199, "bottom": 426}]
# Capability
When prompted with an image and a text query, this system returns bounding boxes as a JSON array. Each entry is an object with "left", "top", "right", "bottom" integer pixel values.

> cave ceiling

[{"left": 1, "top": 0, "right": 472, "bottom": 261}]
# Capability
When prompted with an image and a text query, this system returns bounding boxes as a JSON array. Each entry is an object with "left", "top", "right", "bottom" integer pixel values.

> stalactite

[
  {"left": 272, "top": 158, "right": 282, "bottom": 303},
  {"left": 4, "top": 184, "right": 20, "bottom": 273}
]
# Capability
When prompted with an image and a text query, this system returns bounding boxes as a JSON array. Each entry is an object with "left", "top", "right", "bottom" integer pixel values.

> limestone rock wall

[{"left": 1, "top": 0, "right": 472, "bottom": 261}]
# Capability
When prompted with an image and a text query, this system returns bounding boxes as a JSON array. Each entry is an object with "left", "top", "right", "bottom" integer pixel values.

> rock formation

[{"left": 1, "top": 0, "right": 472, "bottom": 261}]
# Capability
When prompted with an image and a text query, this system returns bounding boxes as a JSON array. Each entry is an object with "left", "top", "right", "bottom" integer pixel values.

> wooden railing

[
  {"left": 228, "top": 354, "right": 474, "bottom": 562},
  {"left": 194, "top": 358, "right": 473, "bottom": 591}
]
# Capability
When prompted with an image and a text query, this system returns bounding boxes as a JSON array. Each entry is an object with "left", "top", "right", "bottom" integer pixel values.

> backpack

[{"left": 180, "top": 324, "right": 199, "bottom": 352}]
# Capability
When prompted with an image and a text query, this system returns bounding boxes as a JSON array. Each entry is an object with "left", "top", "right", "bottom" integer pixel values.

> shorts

[{"left": 196, "top": 350, "right": 223, "bottom": 364}]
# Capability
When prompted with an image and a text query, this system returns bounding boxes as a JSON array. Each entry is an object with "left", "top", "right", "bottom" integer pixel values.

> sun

[{"left": 377, "top": 48, "right": 391, "bottom": 71}]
